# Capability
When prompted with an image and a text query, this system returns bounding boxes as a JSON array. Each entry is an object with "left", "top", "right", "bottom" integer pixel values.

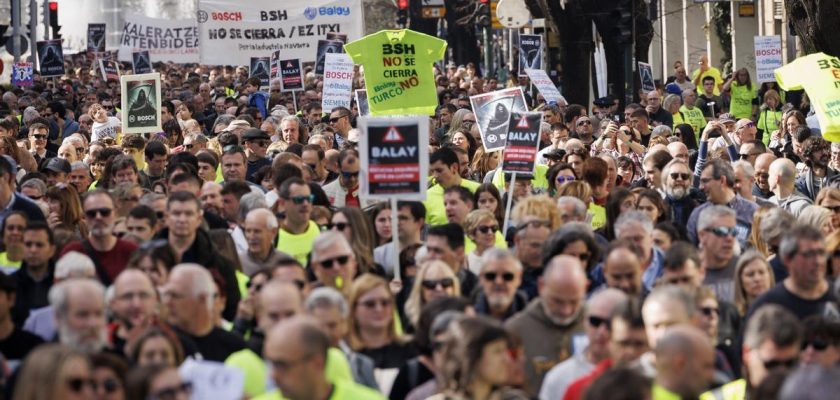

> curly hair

[
  {"left": 801, "top": 136, "right": 831, "bottom": 167},
  {"left": 510, "top": 194, "right": 563, "bottom": 231}
]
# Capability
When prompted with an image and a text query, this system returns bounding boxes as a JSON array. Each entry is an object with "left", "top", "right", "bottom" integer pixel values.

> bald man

[
  {"left": 109, "top": 269, "right": 158, "bottom": 354},
  {"left": 540, "top": 288, "right": 628, "bottom": 400},
  {"left": 506, "top": 255, "right": 588, "bottom": 395},
  {"left": 639, "top": 285, "right": 697, "bottom": 376},
  {"left": 667, "top": 142, "right": 689, "bottom": 164},
  {"left": 654, "top": 325, "right": 715, "bottom": 399},
  {"left": 768, "top": 158, "right": 812, "bottom": 217},
  {"left": 602, "top": 244, "right": 643, "bottom": 296},
  {"left": 753, "top": 153, "right": 776, "bottom": 199}
]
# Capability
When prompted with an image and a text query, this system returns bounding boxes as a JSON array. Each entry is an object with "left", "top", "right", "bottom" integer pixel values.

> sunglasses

[
  {"left": 91, "top": 378, "right": 120, "bottom": 394},
  {"left": 738, "top": 122, "right": 756, "bottom": 129},
  {"left": 341, "top": 171, "right": 359, "bottom": 179},
  {"left": 66, "top": 377, "right": 95, "bottom": 393},
  {"left": 318, "top": 255, "right": 350, "bottom": 269},
  {"left": 483, "top": 271, "right": 515, "bottom": 282},
  {"left": 326, "top": 222, "right": 350, "bottom": 231},
  {"left": 360, "top": 298, "right": 391, "bottom": 309},
  {"left": 669, "top": 172, "right": 690, "bottom": 181},
  {"left": 286, "top": 194, "right": 314, "bottom": 205},
  {"left": 588, "top": 315, "right": 609, "bottom": 328},
  {"left": 422, "top": 278, "right": 454, "bottom": 290},
  {"left": 28, "top": 194, "right": 42, "bottom": 201},
  {"left": 700, "top": 306, "right": 719, "bottom": 317},
  {"left": 801, "top": 338, "right": 830, "bottom": 351},
  {"left": 329, "top": 115, "right": 347, "bottom": 123},
  {"left": 474, "top": 224, "right": 498, "bottom": 235},
  {"left": 762, "top": 357, "right": 798, "bottom": 370},
  {"left": 149, "top": 382, "right": 193, "bottom": 400},
  {"left": 184, "top": 144, "right": 194, "bottom": 149},
  {"left": 704, "top": 226, "right": 737, "bottom": 238},
  {"left": 85, "top": 207, "right": 113, "bottom": 219},
  {"left": 462, "top": 119, "right": 476, "bottom": 124},
  {"left": 32, "top": 134, "right": 47, "bottom": 140},
  {"left": 556, "top": 175, "right": 575, "bottom": 184},
  {"left": 577, "top": 120, "right": 592, "bottom": 126}
]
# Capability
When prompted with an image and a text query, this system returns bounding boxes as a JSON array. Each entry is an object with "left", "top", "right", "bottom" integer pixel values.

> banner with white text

[
  {"left": 118, "top": 14, "right": 200, "bottom": 64},
  {"left": 755, "top": 36, "right": 782, "bottom": 83},
  {"left": 197, "top": 0, "right": 363, "bottom": 66},
  {"left": 321, "top": 53, "right": 354, "bottom": 113}
]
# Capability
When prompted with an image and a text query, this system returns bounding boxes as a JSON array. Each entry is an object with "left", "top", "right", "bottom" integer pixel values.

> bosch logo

[
  {"left": 128, "top": 115, "right": 136, "bottom": 123},
  {"left": 197, "top": 10, "right": 208, "bottom": 23},
  {"left": 304, "top": 7, "right": 317, "bottom": 20}
]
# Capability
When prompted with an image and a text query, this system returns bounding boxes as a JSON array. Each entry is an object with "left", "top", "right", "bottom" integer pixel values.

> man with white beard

[
  {"left": 49, "top": 279, "right": 108, "bottom": 353},
  {"left": 473, "top": 249, "right": 528, "bottom": 321},
  {"left": 662, "top": 159, "right": 705, "bottom": 236}
]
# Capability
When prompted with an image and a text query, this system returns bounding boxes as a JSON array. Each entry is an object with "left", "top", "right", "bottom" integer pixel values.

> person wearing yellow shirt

[
  {"left": 424, "top": 148, "right": 480, "bottom": 226},
  {"left": 274, "top": 177, "right": 320, "bottom": 266},
  {"left": 723, "top": 68, "right": 758, "bottom": 120},
  {"left": 664, "top": 94, "right": 685, "bottom": 128},
  {"left": 691, "top": 54, "right": 723, "bottom": 96},
  {"left": 679, "top": 89, "right": 708, "bottom": 138}
]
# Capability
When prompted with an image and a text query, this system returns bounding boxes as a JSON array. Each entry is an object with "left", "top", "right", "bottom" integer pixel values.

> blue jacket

[{"left": 247, "top": 91, "right": 269, "bottom": 119}]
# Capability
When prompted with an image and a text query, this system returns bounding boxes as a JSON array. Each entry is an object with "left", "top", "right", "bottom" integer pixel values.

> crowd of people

[{"left": 0, "top": 49, "right": 838, "bottom": 400}]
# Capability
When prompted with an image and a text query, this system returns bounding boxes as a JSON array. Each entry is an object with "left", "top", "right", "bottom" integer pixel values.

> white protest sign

[
  {"left": 197, "top": 0, "right": 363, "bottom": 65},
  {"left": 178, "top": 359, "right": 244, "bottom": 400},
  {"left": 321, "top": 53, "right": 354, "bottom": 113},
  {"left": 754, "top": 36, "right": 783, "bottom": 83},
  {"left": 118, "top": 14, "right": 199, "bottom": 63},
  {"left": 525, "top": 68, "right": 565, "bottom": 105}
]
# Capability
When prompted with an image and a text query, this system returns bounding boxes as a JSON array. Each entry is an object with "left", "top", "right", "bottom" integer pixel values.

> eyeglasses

[
  {"left": 32, "top": 134, "right": 47, "bottom": 140},
  {"left": 148, "top": 382, "right": 193, "bottom": 400},
  {"left": 462, "top": 119, "right": 476, "bottom": 124},
  {"left": 801, "top": 338, "right": 830, "bottom": 351},
  {"left": 27, "top": 194, "right": 42, "bottom": 201},
  {"left": 483, "top": 271, "right": 515, "bottom": 282},
  {"left": 184, "top": 144, "right": 194, "bottom": 149},
  {"left": 360, "top": 298, "right": 391, "bottom": 309},
  {"left": 761, "top": 356, "right": 798, "bottom": 370},
  {"left": 341, "top": 171, "right": 359, "bottom": 179},
  {"left": 84, "top": 208, "right": 113, "bottom": 219},
  {"left": 669, "top": 172, "right": 690, "bottom": 181},
  {"left": 557, "top": 175, "right": 575, "bottom": 184},
  {"left": 704, "top": 226, "right": 737, "bottom": 238},
  {"left": 421, "top": 278, "right": 454, "bottom": 290},
  {"left": 286, "top": 194, "right": 314, "bottom": 205},
  {"left": 91, "top": 378, "right": 120, "bottom": 394},
  {"left": 700, "top": 306, "right": 719, "bottom": 317},
  {"left": 588, "top": 315, "right": 610, "bottom": 328},
  {"left": 66, "top": 377, "right": 95, "bottom": 393},
  {"left": 329, "top": 115, "right": 347, "bottom": 123},
  {"left": 318, "top": 255, "right": 351, "bottom": 269},
  {"left": 474, "top": 224, "right": 498, "bottom": 235}
]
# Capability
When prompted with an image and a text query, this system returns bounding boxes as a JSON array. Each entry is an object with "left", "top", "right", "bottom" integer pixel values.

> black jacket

[{"left": 156, "top": 227, "right": 240, "bottom": 321}]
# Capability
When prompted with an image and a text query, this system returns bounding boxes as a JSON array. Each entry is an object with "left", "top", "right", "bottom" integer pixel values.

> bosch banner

[
  {"left": 359, "top": 116, "right": 429, "bottom": 200},
  {"left": 197, "top": 0, "right": 363, "bottom": 65},
  {"left": 321, "top": 53, "right": 354, "bottom": 113}
]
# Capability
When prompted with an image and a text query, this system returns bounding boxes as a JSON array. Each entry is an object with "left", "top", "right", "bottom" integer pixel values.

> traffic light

[
  {"left": 49, "top": 2, "right": 61, "bottom": 40},
  {"left": 476, "top": 0, "right": 490, "bottom": 28},
  {"left": 397, "top": 0, "right": 408, "bottom": 28},
  {"left": 610, "top": 0, "right": 633, "bottom": 44}
]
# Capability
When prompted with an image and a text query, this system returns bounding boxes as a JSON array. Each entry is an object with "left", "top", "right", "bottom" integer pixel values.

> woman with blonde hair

[
  {"left": 464, "top": 210, "right": 501, "bottom": 274},
  {"left": 798, "top": 205, "right": 834, "bottom": 235},
  {"left": 469, "top": 147, "right": 501, "bottom": 182},
  {"left": 815, "top": 187, "right": 840, "bottom": 230},
  {"left": 733, "top": 250, "right": 775, "bottom": 316},
  {"left": 14, "top": 344, "right": 95, "bottom": 400},
  {"left": 511, "top": 194, "right": 563, "bottom": 231},
  {"left": 45, "top": 184, "right": 88, "bottom": 239},
  {"left": 404, "top": 261, "right": 462, "bottom": 329},
  {"left": 757, "top": 89, "right": 783, "bottom": 145},
  {"left": 747, "top": 205, "right": 776, "bottom": 257}
]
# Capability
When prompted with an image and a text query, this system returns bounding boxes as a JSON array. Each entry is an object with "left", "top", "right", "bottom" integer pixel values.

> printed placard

[
  {"left": 469, "top": 87, "right": 529, "bottom": 152},
  {"left": 132, "top": 51, "right": 152, "bottom": 74},
  {"left": 525, "top": 68, "right": 565, "bottom": 105},
  {"left": 315, "top": 39, "right": 345, "bottom": 75},
  {"left": 249, "top": 56, "right": 271, "bottom": 88},
  {"left": 359, "top": 116, "right": 429, "bottom": 200},
  {"left": 755, "top": 36, "right": 782, "bottom": 83},
  {"left": 11, "top": 62, "right": 34, "bottom": 87},
  {"left": 99, "top": 59, "right": 120, "bottom": 82},
  {"left": 321, "top": 53, "right": 354, "bottom": 113},
  {"left": 356, "top": 89, "right": 369, "bottom": 116},
  {"left": 279, "top": 58, "right": 304, "bottom": 92},
  {"left": 518, "top": 34, "right": 542, "bottom": 77},
  {"left": 37, "top": 39, "right": 65, "bottom": 77},
  {"left": 638, "top": 61, "right": 655, "bottom": 92},
  {"left": 87, "top": 23, "right": 107, "bottom": 53},
  {"left": 502, "top": 112, "right": 542, "bottom": 174},
  {"left": 120, "top": 73, "right": 162, "bottom": 134}
]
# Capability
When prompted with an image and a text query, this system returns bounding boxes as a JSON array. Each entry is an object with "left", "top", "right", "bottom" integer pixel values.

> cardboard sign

[
  {"left": 638, "top": 61, "right": 655, "bottom": 92},
  {"left": 315, "top": 39, "right": 345, "bottom": 75},
  {"left": 11, "top": 62, "right": 34, "bottom": 87},
  {"left": 279, "top": 58, "right": 304, "bottom": 92},
  {"left": 99, "top": 59, "right": 120, "bottom": 82},
  {"left": 525, "top": 68, "right": 565, "bottom": 105},
  {"left": 121, "top": 73, "right": 162, "bottom": 134},
  {"left": 755, "top": 36, "right": 782, "bottom": 83},
  {"left": 502, "top": 112, "right": 542, "bottom": 174},
  {"left": 37, "top": 39, "right": 65, "bottom": 77},
  {"left": 249, "top": 56, "right": 271, "bottom": 88},
  {"left": 132, "top": 51, "right": 152, "bottom": 74},
  {"left": 321, "top": 53, "right": 354, "bottom": 113},
  {"left": 87, "top": 23, "right": 107, "bottom": 53},
  {"left": 470, "top": 87, "right": 529, "bottom": 152},
  {"left": 179, "top": 359, "right": 244, "bottom": 400},
  {"left": 518, "top": 34, "right": 542, "bottom": 77},
  {"left": 355, "top": 89, "right": 369, "bottom": 116},
  {"left": 359, "top": 116, "right": 429, "bottom": 200}
]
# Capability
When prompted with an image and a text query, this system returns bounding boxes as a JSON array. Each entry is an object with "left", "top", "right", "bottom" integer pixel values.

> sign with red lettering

[
  {"left": 321, "top": 53, "right": 354, "bottom": 113},
  {"left": 278, "top": 58, "right": 303, "bottom": 92},
  {"left": 502, "top": 112, "right": 542, "bottom": 174},
  {"left": 754, "top": 35, "right": 782, "bottom": 83},
  {"left": 359, "top": 116, "right": 429, "bottom": 200}
]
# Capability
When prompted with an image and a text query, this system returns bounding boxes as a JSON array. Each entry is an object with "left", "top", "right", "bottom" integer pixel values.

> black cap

[
  {"left": 41, "top": 157, "right": 71, "bottom": 174},
  {"left": 0, "top": 271, "right": 17, "bottom": 293},
  {"left": 593, "top": 96, "right": 613, "bottom": 107},
  {"left": 544, "top": 148, "right": 566, "bottom": 160},
  {"left": 241, "top": 128, "right": 270, "bottom": 141}
]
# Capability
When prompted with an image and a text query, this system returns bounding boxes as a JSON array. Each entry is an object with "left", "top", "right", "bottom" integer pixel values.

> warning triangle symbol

[
  {"left": 286, "top": 62, "right": 293, "bottom": 68},
  {"left": 515, "top": 115, "right": 530, "bottom": 129},
  {"left": 383, "top": 126, "right": 404, "bottom": 143}
]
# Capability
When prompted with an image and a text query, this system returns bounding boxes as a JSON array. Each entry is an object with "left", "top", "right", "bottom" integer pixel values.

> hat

[
  {"left": 241, "top": 128, "right": 270, "bottom": 141},
  {"left": 544, "top": 148, "right": 567, "bottom": 160},
  {"left": 718, "top": 113, "right": 736, "bottom": 124},
  {"left": 593, "top": 96, "right": 612, "bottom": 107},
  {"left": 735, "top": 119, "right": 755, "bottom": 130},
  {"left": 0, "top": 271, "right": 16, "bottom": 293},
  {"left": 664, "top": 82, "right": 683, "bottom": 96},
  {"left": 222, "top": 120, "right": 251, "bottom": 132},
  {"left": 42, "top": 158, "right": 71, "bottom": 174}
]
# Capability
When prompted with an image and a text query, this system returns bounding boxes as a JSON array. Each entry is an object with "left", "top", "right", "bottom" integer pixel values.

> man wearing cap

[
  {"left": 40, "top": 158, "right": 71, "bottom": 187},
  {"left": 223, "top": 119, "right": 251, "bottom": 138},
  {"left": 712, "top": 118, "right": 757, "bottom": 153},
  {"left": 242, "top": 128, "right": 272, "bottom": 183}
]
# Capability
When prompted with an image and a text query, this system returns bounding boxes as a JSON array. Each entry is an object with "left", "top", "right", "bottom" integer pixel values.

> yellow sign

[{"left": 491, "top": 0, "right": 502, "bottom": 29}]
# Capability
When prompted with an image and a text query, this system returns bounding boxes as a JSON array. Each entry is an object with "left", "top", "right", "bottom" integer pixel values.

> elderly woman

[
  {"left": 798, "top": 205, "right": 834, "bottom": 235},
  {"left": 664, "top": 94, "right": 684, "bottom": 126},
  {"left": 464, "top": 210, "right": 501, "bottom": 274}
]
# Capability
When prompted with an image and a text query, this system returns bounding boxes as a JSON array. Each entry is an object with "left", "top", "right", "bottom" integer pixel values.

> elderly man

[
  {"left": 712, "top": 119, "right": 757, "bottom": 152},
  {"left": 506, "top": 255, "right": 588, "bottom": 395},
  {"left": 540, "top": 289, "right": 627, "bottom": 400},
  {"left": 654, "top": 325, "right": 716, "bottom": 399},
  {"left": 601, "top": 243, "right": 643, "bottom": 297},
  {"left": 768, "top": 158, "right": 812, "bottom": 217},
  {"left": 50, "top": 278, "right": 108, "bottom": 353},
  {"left": 163, "top": 264, "right": 246, "bottom": 361},
  {"left": 68, "top": 161, "right": 92, "bottom": 194},
  {"left": 732, "top": 160, "right": 774, "bottom": 206},
  {"left": 309, "top": 232, "right": 358, "bottom": 295},
  {"left": 591, "top": 211, "right": 664, "bottom": 292},
  {"left": 753, "top": 152, "right": 776, "bottom": 200},
  {"left": 263, "top": 317, "right": 385, "bottom": 400},
  {"left": 474, "top": 249, "right": 527, "bottom": 321},
  {"left": 696, "top": 206, "right": 738, "bottom": 303},
  {"left": 645, "top": 90, "right": 673, "bottom": 127},
  {"left": 557, "top": 197, "right": 588, "bottom": 225},
  {"left": 108, "top": 269, "right": 158, "bottom": 354},
  {"left": 688, "top": 159, "right": 758, "bottom": 245},
  {"left": 239, "top": 209, "right": 286, "bottom": 276},
  {"left": 667, "top": 141, "right": 689, "bottom": 164}
]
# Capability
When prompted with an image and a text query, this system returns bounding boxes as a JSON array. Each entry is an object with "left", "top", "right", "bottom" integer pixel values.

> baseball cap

[
  {"left": 593, "top": 96, "right": 612, "bottom": 107},
  {"left": 41, "top": 158, "right": 71, "bottom": 174},
  {"left": 718, "top": 113, "right": 736, "bottom": 124},
  {"left": 222, "top": 120, "right": 251, "bottom": 132},
  {"left": 241, "top": 128, "right": 270, "bottom": 141}
]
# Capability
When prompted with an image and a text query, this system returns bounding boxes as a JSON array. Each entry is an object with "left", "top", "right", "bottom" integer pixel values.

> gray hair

[
  {"left": 480, "top": 248, "right": 523, "bottom": 272},
  {"left": 651, "top": 125, "right": 672, "bottom": 138},
  {"left": 662, "top": 94, "right": 681, "bottom": 112},
  {"left": 614, "top": 210, "right": 654, "bottom": 238},
  {"left": 557, "top": 196, "right": 587, "bottom": 220},
  {"left": 238, "top": 192, "right": 268, "bottom": 222},
  {"left": 263, "top": 116, "right": 282, "bottom": 130},
  {"left": 731, "top": 160, "right": 754, "bottom": 178},
  {"left": 50, "top": 278, "right": 105, "bottom": 320},
  {"left": 759, "top": 207, "right": 796, "bottom": 244},
  {"left": 281, "top": 115, "right": 301, "bottom": 126},
  {"left": 305, "top": 287, "right": 349, "bottom": 318},
  {"left": 172, "top": 263, "right": 217, "bottom": 312},
  {"left": 311, "top": 231, "right": 352, "bottom": 263},
  {"left": 644, "top": 285, "right": 696, "bottom": 319},
  {"left": 186, "top": 132, "right": 208, "bottom": 144},
  {"left": 70, "top": 161, "right": 89, "bottom": 172},
  {"left": 140, "top": 192, "right": 166, "bottom": 207},
  {"left": 797, "top": 205, "right": 832, "bottom": 232},
  {"left": 20, "top": 178, "right": 47, "bottom": 196},
  {"left": 212, "top": 114, "right": 235, "bottom": 132},
  {"left": 778, "top": 224, "right": 824, "bottom": 260},
  {"left": 697, "top": 205, "right": 737, "bottom": 232},
  {"left": 54, "top": 251, "right": 96, "bottom": 280},
  {"left": 780, "top": 365, "right": 840, "bottom": 400}
]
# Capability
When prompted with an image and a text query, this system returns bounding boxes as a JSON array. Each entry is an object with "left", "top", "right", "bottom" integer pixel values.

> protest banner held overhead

[
  {"left": 518, "top": 34, "right": 542, "bottom": 77},
  {"left": 638, "top": 61, "right": 655, "bottom": 92},
  {"left": 755, "top": 36, "right": 783, "bottom": 83},
  {"left": 118, "top": 14, "right": 200, "bottom": 64},
  {"left": 11, "top": 62, "right": 33, "bottom": 87},
  {"left": 87, "top": 24, "right": 107, "bottom": 54},
  {"left": 776, "top": 52, "right": 840, "bottom": 141},
  {"left": 99, "top": 59, "right": 120, "bottom": 82},
  {"left": 502, "top": 112, "right": 542, "bottom": 174},
  {"left": 315, "top": 40, "right": 345, "bottom": 75},
  {"left": 345, "top": 29, "right": 446, "bottom": 116},
  {"left": 525, "top": 68, "right": 566, "bottom": 106},
  {"left": 132, "top": 51, "right": 153, "bottom": 74},
  {"left": 249, "top": 57, "right": 271, "bottom": 88},
  {"left": 321, "top": 53, "right": 354, "bottom": 113},
  {"left": 121, "top": 73, "right": 162, "bottom": 134},
  {"left": 470, "top": 87, "right": 529, "bottom": 152},
  {"left": 358, "top": 116, "right": 429, "bottom": 200},
  {"left": 279, "top": 59, "right": 304, "bottom": 92},
  {"left": 37, "top": 40, "right": 65, "bottom": 77},
  {"left": 197, "top": 0, "right": 363, "bottom": 65}
]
